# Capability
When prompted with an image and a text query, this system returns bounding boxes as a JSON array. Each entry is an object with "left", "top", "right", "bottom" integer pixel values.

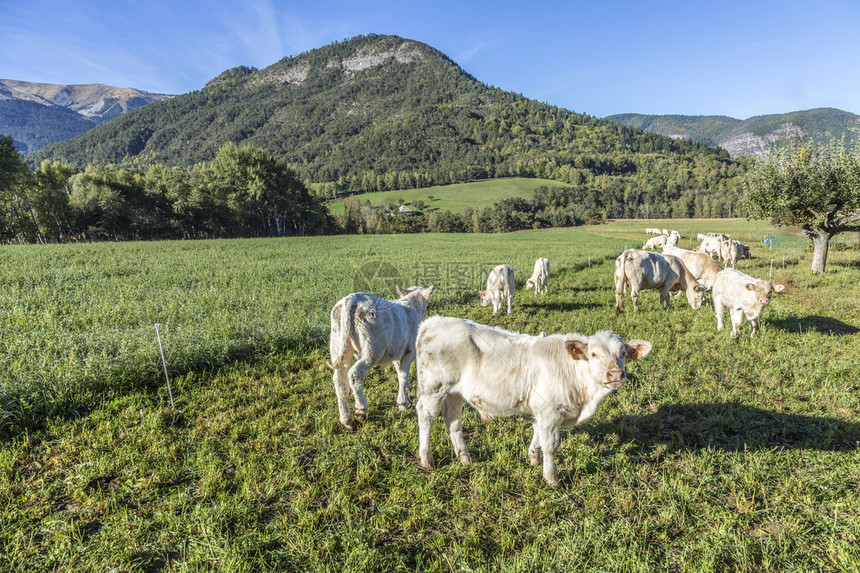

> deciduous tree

[{"left": 744, "top": 141, "right": 860, "bottom": 273}]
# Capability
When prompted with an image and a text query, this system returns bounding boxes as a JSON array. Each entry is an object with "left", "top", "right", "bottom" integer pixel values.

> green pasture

[
  {"left": 324, "top": 177, "right": 568, "bottom": 214},
  {"left": 1, "top": 222, "right": 859, "bottom": 571}
]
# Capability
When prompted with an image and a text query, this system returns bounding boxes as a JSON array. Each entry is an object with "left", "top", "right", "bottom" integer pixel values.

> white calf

[
  {"left": 643, "top": 235, "right": 668, "bottom": 250},
  {"left": 415, "top": 316, "right": 651, "bottom": 486},
  {"left": 525, "top": 258, "right": 551, "bottom": 294},
  {"left": 480, "top": 264, "right": 514, "bottom": 314},
  {"left": 713, "top": 269, "right": 784, "bottom": 339},
  {"left": 329, "top": 286, "right": 433, "bottom": 428},
  {"left": 720, "top": 238, "right": 744, "bottom": 269}
]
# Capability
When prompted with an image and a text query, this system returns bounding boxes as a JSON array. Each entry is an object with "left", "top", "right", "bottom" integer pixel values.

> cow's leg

[
  {"left": 348, "top": 356, "right": 372, "bottom": 422},
  {"left": 729, "top": 307, "right": 744, "bottom": 340},
  {"left": 507, "top": 292, "right": 512, "bottom": 314},
  {"left": 659, "top": 287, "right": 671, "bottom": 309},
  {"left": 441, "top": 394, "right": 471, "bottom": 465},
  {"left": 528, "top": 422, "right": 541, "bottom": 467},
  {"left": 631, "top": 285, "right": 641, "bottom": 312},
  {"left": 332, "top": 360, "right": 354, "bottom": 429},
  {"left": 714, "top": 295, "right": 725, "bottom": 331},
  {"left": 394, "top": 352, "right": 413, "bottom": 411},
  {"left": 417, "top": 393, "right": 444, "bottom": 469},
  {"left": 748, "top": 312, "right": 759, "bottom": 338},
  {"left": 535, "top": 419, "right": 561, "bottom": 486}
]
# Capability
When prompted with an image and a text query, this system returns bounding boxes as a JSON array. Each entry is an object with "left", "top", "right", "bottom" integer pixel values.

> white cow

[
  {"left": 329, "top": 285, "right": 434, "bottom": 429},
  {"left": 698, "top": 233, "right": 730, "bottom": 258},
  {"left": 645, "top": 227, "right": 662, "bottom": 235},
  {"left": 615, "top": 249, "right": 706, "bottom": 311},
  {"left": 662, "top": 244, "right": 721, "bottom": 289},
  {"left": 480, "top": 264, "right": 514, "bottom": 314},
  {"left": 667, "top": 230, "right": 681, "bottom": 247},
  {"left": 713, "top": 269, "right": 785, "bottom": 339},
  {"left": 642, "top": 235, "right": 668, "bottom": 250},
  {"left": 719, "top": 238, "right": 745, "bottom": 269},
  {"left": 525, "top": 258, "right": 551, "bottom": 294},
  {"left": 697, "top": 233, "right": 706, "bottom": 241},
  {"left": 415, "top": 316, "right": 652, "bottom": 486}
]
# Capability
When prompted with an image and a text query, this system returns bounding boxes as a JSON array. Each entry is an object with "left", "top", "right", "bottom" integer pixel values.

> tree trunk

[{"left": 809, "top": 229, "right": 832, "bottom": 273}]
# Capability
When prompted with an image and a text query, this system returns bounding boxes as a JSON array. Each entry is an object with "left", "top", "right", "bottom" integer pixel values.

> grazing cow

[
  {"left": 415, "top": 316, "right": 652, "bottom": 486},
  {"left": 645, "top": 227, "right": 662, "bottom": 235},
  {"left": 615, "top": 249, "right": 706, "bottom": 311},
  {"left": 713, "top": 269, "right": 785, "bottom": 339},
  {"left": 698, "top": 233, "right": 729, "bottom": 258},
  {"left": 642, "top": 235, "right": 668, "bottom": 250},
  {"left": 480, "top": 264, "right": 515, "bottom": 314},
  {"left": 666, "top": 230, "right": 681, "bottom": 247},
  {"left": 329, "top": 285, "right": 434, "bottom": 429},
  {"left": 662, "top": 244, "right": 721, "bottom": 289},
  {"left": 719, "top": 238, "right": 745, "bottom": 269},
  {"left": 525, "top": 257, "right": 551, "bottom": 294}
]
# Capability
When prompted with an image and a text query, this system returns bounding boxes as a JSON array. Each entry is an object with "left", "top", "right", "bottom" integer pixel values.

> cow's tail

[
  {"left": 614, "top": 251, "right": 629, "bottom": 308},
  {"left": 328, "top": 295, "right": 356, "bottom": 370},
  {"left": 616, "top": 251, "right": 630, "bottom": 291}
]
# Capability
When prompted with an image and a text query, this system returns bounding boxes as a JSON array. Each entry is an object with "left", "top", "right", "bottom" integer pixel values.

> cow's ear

[
  {"left": 773, "top": 284, "right": 785, "bottom": 293},
  {"left": 744, "top": 283, "right": 756, "bottom": 291},
  {"left": 424, "top": 286, "right": 434, "bottom": 297},
  {"left": 396, "top": 285, "right": 408, "bottom": 297},
  {"left": 479, "top": 290, "right": 486, "bottom": 297},
  {"left": 565, "top": 340, "right": 588, "bottom": 360},
  {"left": 625, "top": 340, "right": 652, "bottom": 360}
]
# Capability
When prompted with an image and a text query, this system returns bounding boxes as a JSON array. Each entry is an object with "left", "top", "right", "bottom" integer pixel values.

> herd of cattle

[{"left": 328, "top": 228, "right": 785, "bottom": 486}]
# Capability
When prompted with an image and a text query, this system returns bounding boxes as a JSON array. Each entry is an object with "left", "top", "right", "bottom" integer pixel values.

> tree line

[
  {"left": 2, "top": 131, "right": 753, "bottom": 243},
  {"left": 1, "top": 137, "right": 332, "bottom": 243}
]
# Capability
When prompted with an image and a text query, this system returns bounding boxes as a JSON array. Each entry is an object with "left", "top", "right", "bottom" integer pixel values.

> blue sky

[{"left": 2, "top": 0, "right": 859, "bottom": 119}]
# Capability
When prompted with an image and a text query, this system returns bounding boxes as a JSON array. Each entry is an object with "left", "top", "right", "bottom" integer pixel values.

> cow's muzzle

[{"left": 606, "top": 369, "right": 625, "bottom": 389}]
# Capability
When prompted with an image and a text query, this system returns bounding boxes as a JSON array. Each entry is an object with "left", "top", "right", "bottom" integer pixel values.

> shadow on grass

[
  {"left": 593, "top": 402, "right": 860, "bottom": 453},
  {"left": 520, "top": 301, "right": 602, "bottom": 312},
  {"left": 831, "top": 259, "right": 860, "bottom": 270},
  {"left": 771, "top": 315, "right": 860, "bottom": 336}
]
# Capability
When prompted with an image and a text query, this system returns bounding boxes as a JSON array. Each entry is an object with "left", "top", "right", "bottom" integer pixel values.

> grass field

[
  {"left": 1, "top": 221, "right": 859, "bottom": 571},
  {"left": 324, "top": 177, "right": 569, "bottom": 214}
]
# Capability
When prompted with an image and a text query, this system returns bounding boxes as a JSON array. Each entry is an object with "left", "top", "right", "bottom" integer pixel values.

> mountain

[
  {"left": 30, "top": 34, "right": 745, "bottom": 219},
  {"left": 0, "top": 79, "right": 173, "bottom": 153},
  {"left": 606, "top": 108, "right": 860, "bottom": 158}
]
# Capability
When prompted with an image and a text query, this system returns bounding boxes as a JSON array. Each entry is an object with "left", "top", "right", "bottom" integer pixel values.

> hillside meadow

[
  {"left": 1, "top": 221, "right": 859, "bottom": 571},
  {"left": 324, "top": 177, "right": 568, "bottom": 215}
]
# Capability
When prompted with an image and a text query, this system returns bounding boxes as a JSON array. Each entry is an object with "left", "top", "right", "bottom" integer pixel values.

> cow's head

[
  {"left": 686, "top": 283, "right": 707, "bottom": 310},
  {"left": 525, "top": 278, "right": 536, "bottom": 290},
  {"left": 566, "top": 331, "right": 652, "bottom": 390},
  {"left": 745, "top": 280, "right": 785, "bottom": 309},
  {"left": 479, "top": 290, "right": 492, "bottom": 306},
  {"left": 396, "top": 285, "right": 434, "bottom": 314}
]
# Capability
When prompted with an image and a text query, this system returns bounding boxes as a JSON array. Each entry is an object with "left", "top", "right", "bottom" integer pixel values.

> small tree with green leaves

[{"left": 744, "top": 140, "right": 860, "bottom": 273}]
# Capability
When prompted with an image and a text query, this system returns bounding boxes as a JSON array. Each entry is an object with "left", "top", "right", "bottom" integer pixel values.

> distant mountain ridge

[
  {"left": 606, "top": 108, "right": 860, "bottom": 158},
  {"left": 0, "top": 79, "right": 173, "bottom": 153}
]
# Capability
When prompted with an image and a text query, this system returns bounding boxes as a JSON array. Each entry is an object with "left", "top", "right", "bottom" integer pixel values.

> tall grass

[{"left": 1, "top": 222, "right": 858, "bottom": 571}]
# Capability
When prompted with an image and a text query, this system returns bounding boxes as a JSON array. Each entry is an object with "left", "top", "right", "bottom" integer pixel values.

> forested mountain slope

[
  {"left": 607, "top": 108, "right": 860, "bottom": 158},
  {"left": 32, "top": 34, "right": 746, "bottom": 217}
]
